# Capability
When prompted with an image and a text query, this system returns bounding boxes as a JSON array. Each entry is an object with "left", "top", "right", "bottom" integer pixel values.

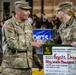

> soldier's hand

[
  {"left": 31, "top": 40, "right": 43, "bottom": 48},
  {"left": 38, "top": 65, "right": 43, "bottom": 71},
  {"left": 38, "top": 63, "right": 43, "bottom": 71},
  {"left": 71, "top": 42, "right": 76, "bottom": 47}
]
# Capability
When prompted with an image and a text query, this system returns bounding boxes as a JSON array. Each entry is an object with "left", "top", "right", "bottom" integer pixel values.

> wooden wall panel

[{"left": 33, "top": 0, "right": 76, "bottom": 19}]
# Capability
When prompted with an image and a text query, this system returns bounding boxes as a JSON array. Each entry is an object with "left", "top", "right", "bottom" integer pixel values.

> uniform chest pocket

[{"left": 61, "top": 28, "right": 72, "bottom": 40}]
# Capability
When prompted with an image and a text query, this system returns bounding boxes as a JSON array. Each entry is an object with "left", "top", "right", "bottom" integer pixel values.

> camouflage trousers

[{"left": 2, "top": 68, "right": 32, "bottom": 75}]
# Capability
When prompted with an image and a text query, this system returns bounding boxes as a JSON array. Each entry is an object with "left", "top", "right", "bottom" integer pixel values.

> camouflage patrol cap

[
  {"left": 55, "top": 2, "right": 73, "bottom": 11},
  {"left": 14, "top": 1, "right": 31, "bottom": 9}
]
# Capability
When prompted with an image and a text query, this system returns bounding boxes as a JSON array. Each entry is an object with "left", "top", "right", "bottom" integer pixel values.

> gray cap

[
  {"left": 55, "top": 2, "right": 73, "bottom": 11},
  {"left": 15, "top": 1, "right": 31, "bottom": 9},
  {"left": 43, "top": 15, "right": 47, "bottom": 19}
]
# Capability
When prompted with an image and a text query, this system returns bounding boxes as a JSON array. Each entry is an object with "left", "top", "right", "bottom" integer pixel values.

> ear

[{"left": 15, "top": 9, "right": 21, "bottom": 15}]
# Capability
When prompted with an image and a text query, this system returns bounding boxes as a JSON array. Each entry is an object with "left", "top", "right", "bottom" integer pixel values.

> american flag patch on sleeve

[{"left": 6, "top": 24, "right": 13, "bottom": 30}]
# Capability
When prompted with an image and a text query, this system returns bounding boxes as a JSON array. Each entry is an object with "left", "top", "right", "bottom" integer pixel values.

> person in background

[
  {"left": 41, "top": 13, "right": 45, "bottom": 21},
  {"left": 27, "top": 14, "right": 33, "bottom": 25},
  {"left": 41, "top": 15, "right": 49, "bottom": 29},
  {"left": 9, "top": 11, "right": 15, "bottom": 19},
  {"left": 0, "top": 21, "right": 4, "bottom": 28},
  {"left": 2, "top": 1, "right": 43, "bottom": 75},
  {"left": 0, "top": 21, "right": 3, "bottom": 68},
  {"left": 32, "top": 14, "right": 41, "bottom": 29},
  {"left": 2, "top": 15, "right": 9, "bottom": 23},
  {"left": 49, "top": 15, "right": 61, "bottom": 29}
]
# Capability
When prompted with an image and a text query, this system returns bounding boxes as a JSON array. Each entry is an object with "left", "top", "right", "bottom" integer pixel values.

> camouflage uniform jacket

[
  {"left": 2, "top": 16, "right": 42, "bottom": 69},
  {"left": 59, "top": 17, "right": 76, "bottom": 44}
]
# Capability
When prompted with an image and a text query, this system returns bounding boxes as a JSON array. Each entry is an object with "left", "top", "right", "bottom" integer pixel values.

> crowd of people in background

[
  {"left": 0, "top": 12, "right": 62, "bottom": 30},
  {"left": 31, "top": 13, "right": 61, "bottom": 29}
]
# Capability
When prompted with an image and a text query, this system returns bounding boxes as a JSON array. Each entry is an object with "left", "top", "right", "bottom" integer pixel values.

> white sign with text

[{"left": 43, "top": 46, "right": 76, "bottom": 75}]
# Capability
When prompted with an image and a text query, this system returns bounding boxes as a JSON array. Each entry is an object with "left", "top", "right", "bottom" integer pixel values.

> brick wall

[
  {"left": 33, "top": 0, "right": 76, "bottom": 20},
  {"left": 33, "top": 0, "right": 41, "bottom": 17}
]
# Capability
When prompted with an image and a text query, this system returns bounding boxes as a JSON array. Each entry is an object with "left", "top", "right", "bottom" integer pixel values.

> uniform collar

[{"left": 66, "top": 17, "right": 74, "bottom": 27}]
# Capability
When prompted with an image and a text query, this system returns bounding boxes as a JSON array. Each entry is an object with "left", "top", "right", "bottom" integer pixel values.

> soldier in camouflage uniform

[
  {"left": 53, "top": 2, "right": 76, "bottom": 45},
  {"left": 2, "top": 1, "right": 43, "bottom": 75}
]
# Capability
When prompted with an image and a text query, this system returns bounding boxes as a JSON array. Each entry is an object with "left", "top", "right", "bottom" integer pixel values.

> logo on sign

[
  {"left": 33, "top": 29, "right": 52, "bottom": 40},
  {"left": 43, "top": 44, "right": 52, "bottom": 55}
]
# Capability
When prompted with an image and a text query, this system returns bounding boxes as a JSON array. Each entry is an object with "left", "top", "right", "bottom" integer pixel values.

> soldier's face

[
  {"left": 57, "top": 10, "right": 65, "bottom": 19},
  {"left": 19, "top": 9, "right": 30, "bottom": 20}
]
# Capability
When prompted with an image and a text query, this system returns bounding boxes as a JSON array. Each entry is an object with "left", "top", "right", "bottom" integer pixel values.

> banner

[
  {"left": 43, "top": 45, "right": 76, "bottom": 75},
  {"left": 33, "top": 29, "right": 52, "bottom": 40}
]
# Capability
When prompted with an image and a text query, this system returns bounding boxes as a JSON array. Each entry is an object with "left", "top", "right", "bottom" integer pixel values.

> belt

[
  {"left": 17, "top": 50, "right": 27, "bottom": 53},
  {"left": 13, "top": 68, "right": 31, "bottom": 70}
]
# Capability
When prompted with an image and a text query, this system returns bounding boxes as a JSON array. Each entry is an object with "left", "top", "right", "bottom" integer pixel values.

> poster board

[{"left": 43, "top": 45, "right": 76, "bottom": 75}]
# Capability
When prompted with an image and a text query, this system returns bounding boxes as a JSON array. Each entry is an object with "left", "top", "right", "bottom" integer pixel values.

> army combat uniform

[
  {"left": 52, "top": 17, "right": 76, "bottom": 45},
  {"left": 45, "top": 2, "right": 76, "bottom": 45},
  {"left": 2, "top": 16, "right": 43, "bottom": 75},
  {"left": 58, "top": 17, "right": 76, "bottom": 44},
  {"left": 54, "top": 2, "right": 76, "bottom": 45}
]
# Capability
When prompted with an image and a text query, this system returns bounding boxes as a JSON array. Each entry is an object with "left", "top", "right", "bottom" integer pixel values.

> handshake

[{"left": 31, "top": 40, "right": 43, "bottom": 48}]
